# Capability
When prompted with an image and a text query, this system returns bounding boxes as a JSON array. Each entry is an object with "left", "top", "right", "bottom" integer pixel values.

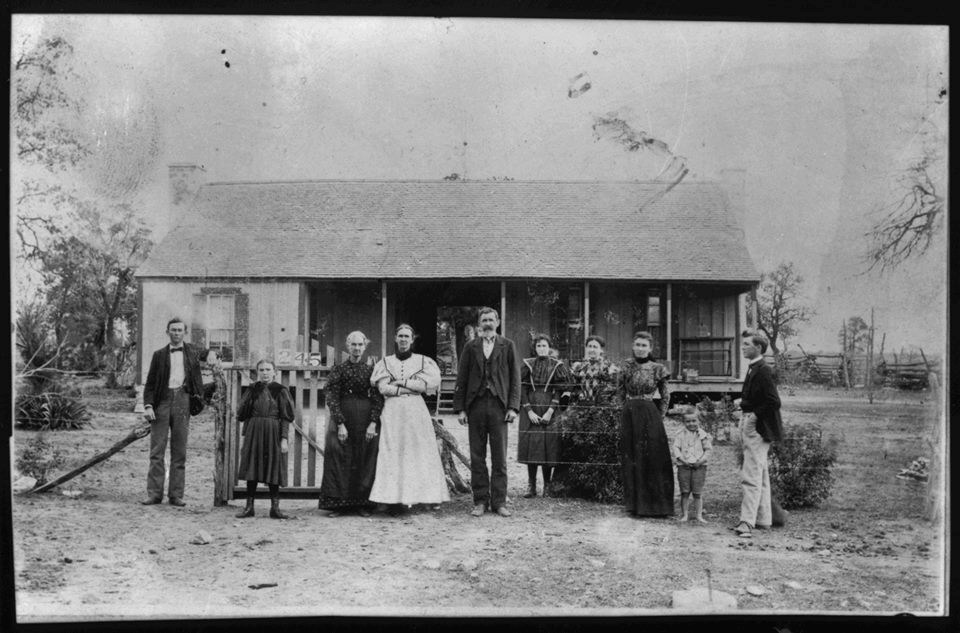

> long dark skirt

[
  {"left": 318, "top": 395, "right": 380, "bottom": 509},
  {"left": 518, "top": 390, "right": 561, "bottom": 465},
  {"left": 620, "top": 399, "right": 674, "bottom": 516},
  {"left": 238, "top": 416, "right": 288, "bottom": 487}
]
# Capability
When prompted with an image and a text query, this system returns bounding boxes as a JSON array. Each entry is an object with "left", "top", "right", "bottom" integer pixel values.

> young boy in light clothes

[{"left": 672, "top": 405, "right": 713, "bottom": 523}]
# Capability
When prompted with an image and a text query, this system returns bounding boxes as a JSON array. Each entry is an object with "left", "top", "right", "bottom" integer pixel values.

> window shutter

[
  {"left": 191, "top": 294, "right": 206, "bottom": 347},
  {"left": 235, "top": 293, "right": 249, "bottom": 364}
]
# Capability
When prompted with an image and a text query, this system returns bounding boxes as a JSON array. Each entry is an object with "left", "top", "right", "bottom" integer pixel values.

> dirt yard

[{"left": 11, "top": 382, "right": 945, "bottom": 621}]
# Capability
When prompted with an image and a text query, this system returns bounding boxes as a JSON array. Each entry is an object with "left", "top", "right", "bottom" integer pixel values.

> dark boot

[
  {"left": 269, "top": 498, "right": 289, "bottom": 519},
  {"left": 235, "top": 497, "right": 255, "bottom": 518},
  {"left": 523, "top": 478, "right": 537, "bottom": 498}
]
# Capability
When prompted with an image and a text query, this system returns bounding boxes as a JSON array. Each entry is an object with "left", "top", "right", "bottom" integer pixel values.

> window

[{"left": 197, "top": 294, "right": 236, "bottom": 361}]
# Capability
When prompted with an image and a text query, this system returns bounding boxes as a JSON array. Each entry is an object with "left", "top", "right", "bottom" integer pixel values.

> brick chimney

[{"left": 168, "top": 163, "right": 206, "bottom": 208}]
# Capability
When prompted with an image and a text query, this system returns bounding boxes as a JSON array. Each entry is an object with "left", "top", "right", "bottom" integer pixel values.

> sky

[{"left": 11, "top": 15, "right": 949, "bottom": 356}]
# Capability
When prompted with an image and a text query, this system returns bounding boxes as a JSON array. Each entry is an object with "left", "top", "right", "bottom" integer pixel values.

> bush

[
  {"left": 15, "top": 433, "right": 66, "bottom": 486},
  {"left": 769, "top": 422, "right": 838, "bottom": 509},
  {"left": 696, "top": 395, "right": 738, "bottom": 444},
  {"left": 553, "top": 404, "right": 623, "bottom": 503},
  {"left": 15, "top": 387, "right": 91, "bottom": 430}
]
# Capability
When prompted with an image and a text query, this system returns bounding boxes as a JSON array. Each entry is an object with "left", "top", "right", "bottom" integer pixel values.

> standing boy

[{"left": 672, "top": 405, "right": 712, "bottom": 523}]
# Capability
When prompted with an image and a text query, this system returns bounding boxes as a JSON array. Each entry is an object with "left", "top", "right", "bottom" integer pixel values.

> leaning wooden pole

[{"left": 27, "top": 421, "right": 152, "bottom": 494}]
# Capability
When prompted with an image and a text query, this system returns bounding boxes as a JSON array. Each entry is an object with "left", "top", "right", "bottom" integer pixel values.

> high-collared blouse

[
  {"left": 618, "top": 358, "right": 671, "bottom": 416},
  {"left": 370, "top": 353, "right": 442, "bottom": 398},
  {"left": 325, "top": 359, "right": 384, "bottom": 428},
  {"left": 569, "top": 358, "right": 620, "bottom": 407},
  {"left": 521, "top": 356, "right": 571, "bottom": 405}
]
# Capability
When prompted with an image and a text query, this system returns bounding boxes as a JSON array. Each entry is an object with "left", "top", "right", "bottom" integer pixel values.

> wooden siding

[
  {"left": 589, "top": 282, "right": 667, "bottom": 363},
  {"left": 140, "top": 280, "right": 300, "bottom": 383},
  {"left": 673, "top": 285, "right": 739, "bottom": 378}
]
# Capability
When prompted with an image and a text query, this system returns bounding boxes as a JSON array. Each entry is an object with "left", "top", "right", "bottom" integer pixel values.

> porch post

[
  {"left": 738, "top": 291, "right": 748, "bottom": 378},
  {"left": 500, "top": 281, "right": 507, "bottom": 336},
  {"left": 302, "top": 282, "right": 311, "bottom": 361},
  {"left": 381, "top": 281, "right": 388, "bottom": 358},
  {"left": 583, "top": 281, "right": 590, "bottom": 346},
  {"left": 666, "top": 283, "right": 673, "bottom": 370}
]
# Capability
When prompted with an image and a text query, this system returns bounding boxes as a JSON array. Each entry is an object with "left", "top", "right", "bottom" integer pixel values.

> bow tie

[{"left": 170, "top": 346, "right": 184, "bottom": 352}]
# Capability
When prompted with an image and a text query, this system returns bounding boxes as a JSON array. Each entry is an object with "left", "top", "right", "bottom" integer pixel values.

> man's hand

[
  {"left": 366, "top": 423, "right": 378, "bottom": 441},
  {"left": 337, "top": 424, "right": 348, "bottom": 442},
  {"left": 458, "top": 411, "right": 468, "bottom": 426},
  {"left": 505, "top": 409, "right": 518, "bottom": 423},
  {"left": 280, "top": 438, "right": 289, "bottom": 454},
  {"left": 143, "top": 406, "right": 156, "bottom": 422}
]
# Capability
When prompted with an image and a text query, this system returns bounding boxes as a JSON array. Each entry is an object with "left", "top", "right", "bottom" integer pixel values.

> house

[
  {"left": 137, "top": 168, "right": 760, "bottom": 403},
  {"left": 136, "top": 167, "right": 760, "bottom": 500}
]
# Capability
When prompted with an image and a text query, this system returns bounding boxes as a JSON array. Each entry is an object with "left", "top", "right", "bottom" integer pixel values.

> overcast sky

[{"left": 12, "top": 15, "right": 948, "bottom": 355}]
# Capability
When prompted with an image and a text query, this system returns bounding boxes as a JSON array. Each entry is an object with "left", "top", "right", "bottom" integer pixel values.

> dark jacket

[
  {"left": 739, "top": 359, "right": 784, "bottom": 442},
  {"left": 452, "top": 335, "right": 521, "bottom": 413},
  {"left": 237, "top": 381, "right": 295, "bottom": 440},
  {"left": 143, "top": 343, "right": 204, "bottom": 410}
]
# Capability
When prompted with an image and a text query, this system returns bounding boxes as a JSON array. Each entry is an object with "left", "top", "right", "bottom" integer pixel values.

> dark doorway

[{"left": 392, "top": 281, "right": 499, "bottom": 373}]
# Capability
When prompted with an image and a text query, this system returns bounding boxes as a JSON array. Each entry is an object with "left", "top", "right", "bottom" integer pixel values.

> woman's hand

[
  {"left": 528, "top": 411, "right": 542, "bottom": 425},
  {"left": 280, "top": 438, "right": 289, "bottom": 454},
  {"left": 366, "top": 423, "right": 378, "bottom": 441},
  {"left": 541, "top": 408, "right": 554, "bottom": 424},
  {"left": 337, "top": 423, "right": 348, "bottom": 442}
]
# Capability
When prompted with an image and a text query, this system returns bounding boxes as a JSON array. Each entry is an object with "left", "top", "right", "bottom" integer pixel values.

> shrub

[
  {"left": 696, "top": 395, "right": 738, "bottom": 444},
  {"left": 15, "top": 433, "right": 65, "bottom": 487},
  {"left": 769, "top": 422, "right": 838, "bottom": 509},
  {"left": 15, "top": 387, "right": 91, "bottom": 430},
  {"left": 553, "top": 404, "right": 623, "bottom": 503}
]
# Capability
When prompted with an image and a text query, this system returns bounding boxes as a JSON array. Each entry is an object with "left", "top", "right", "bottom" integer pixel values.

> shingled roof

[{"left": 137, "top": 179, "right": 758, "bottom": 282}]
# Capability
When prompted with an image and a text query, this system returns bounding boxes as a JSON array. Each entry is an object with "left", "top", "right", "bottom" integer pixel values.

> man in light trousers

[{"left": 734, "top": 330, "right": 784, "bottom": 538}]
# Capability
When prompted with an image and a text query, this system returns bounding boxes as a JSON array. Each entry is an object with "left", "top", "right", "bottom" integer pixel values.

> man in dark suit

[
  {"left": 141, "top": 317, "right": 204, "bottom": 507},
  {"left": 453, "top": 307, "right": 521, "bottom": 517},
  {"left": 734, "top": 330, "right": 784, "bottom": 538}
]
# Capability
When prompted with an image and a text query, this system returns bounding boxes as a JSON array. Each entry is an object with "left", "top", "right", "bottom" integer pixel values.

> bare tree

[
  {"left": 754, "top": 262, "right": 813, "bottom": 357},
  {"left": 865, "top": 118, "right": 946, "bottom": 272}
]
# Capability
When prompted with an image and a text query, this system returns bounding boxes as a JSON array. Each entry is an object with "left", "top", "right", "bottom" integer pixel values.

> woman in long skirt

[
  {"left": 618, "top": 331, "right": 674, "bottom": 517},
  {"left": 318, "top": 331, "right": 384, "bottom": 516},
  {"left": 368, "top": 324, "right": 450, "bottom": 516},
  {"left": 235, "top": 359, "right": 295, "bottom": 519},
  {"left": 518, "top": 334, "right": 570, "bottom": 497}
]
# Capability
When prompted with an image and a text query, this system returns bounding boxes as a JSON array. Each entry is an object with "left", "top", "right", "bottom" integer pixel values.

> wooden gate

[{"left": 214, "top": 366, "right": 330, "bottom": 504}]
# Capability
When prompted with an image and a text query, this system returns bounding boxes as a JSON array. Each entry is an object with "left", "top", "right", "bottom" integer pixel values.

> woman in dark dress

[
  {"left": 235, "top": 359, "right": 295, "bottom": 520},
  {"left": 618, "top": 331, "right": 674, "bottom": 517},
  {"left": 556, "top": 335, "right": 621, "bottom": 501},
  {"left": 318, "top": 331, "right": 384, "bottom": 517},
  {"left": 518, "top": 334, "right": 570, "bottom": 498}
]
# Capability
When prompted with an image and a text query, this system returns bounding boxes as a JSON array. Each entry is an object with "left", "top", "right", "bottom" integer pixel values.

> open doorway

[{"left": 391, "top": 281, "right": 499, "bottom": 375}]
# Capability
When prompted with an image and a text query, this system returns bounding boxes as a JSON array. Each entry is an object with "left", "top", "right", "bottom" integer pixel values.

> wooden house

[
  {"left": 136, "top": 175, "right": 759, "bottom": 500},
  {"left": 138, "top": 176, "right": 759, "bottom": 394}
]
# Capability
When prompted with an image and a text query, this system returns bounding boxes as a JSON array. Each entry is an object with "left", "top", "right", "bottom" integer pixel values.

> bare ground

[{"left": 11, "top": 383, "right": 945, "bottom": 621}]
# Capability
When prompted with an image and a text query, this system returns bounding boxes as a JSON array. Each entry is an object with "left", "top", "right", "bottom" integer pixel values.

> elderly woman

[
  {"left": 235, "top": 359, "right": 295, "bottom": 519},
  {"left": 518, "top": 334, "right": 570, "bottom": 498},
  {"left": 368, "top": 324, "right": 450, "bottom": 516},
  {"left": 556, "top": 335, "right": 621, "bottom": 500},
  {"left": 618, "top": 331, "right": 673, "bottom": 517},
  {"left": 317, "top": 331, "right": 384, "bottom": 517}
]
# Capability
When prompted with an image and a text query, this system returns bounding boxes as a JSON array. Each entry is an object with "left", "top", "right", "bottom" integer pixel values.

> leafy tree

[
  {"left": 754, "top": 262, "right": 813, "bottom": 357},
  {"left": 837, "top": 316, "right": 870, "bottom": 356},
  {"left": 37, "top": 203, "right": 152, "bottom": 383}
]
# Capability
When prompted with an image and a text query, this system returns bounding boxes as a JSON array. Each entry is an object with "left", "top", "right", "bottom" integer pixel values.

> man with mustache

[{"left": 453, "top": 307, "right": 521, "bottom": 517}]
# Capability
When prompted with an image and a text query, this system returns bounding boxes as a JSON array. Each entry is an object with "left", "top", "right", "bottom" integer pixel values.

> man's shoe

[
  {"left": 471, "top": 504, "right": 486, "bottom": 517},
  {"left": 168, "top": 497, "right": 186, "bottom": 507},
  {"left": 734, "top": 521, "right": 752, "bottom": 538},
  {"left": 494, "top": 506, "right": 512, "bottom": 517},
  {"left": 140, "top": 497, "right": 162, "bottom": 505}
]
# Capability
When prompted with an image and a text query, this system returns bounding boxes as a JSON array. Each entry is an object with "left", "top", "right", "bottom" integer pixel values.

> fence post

[{"left": 924, "top": 371, "right": 942, "bottom": 523}]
